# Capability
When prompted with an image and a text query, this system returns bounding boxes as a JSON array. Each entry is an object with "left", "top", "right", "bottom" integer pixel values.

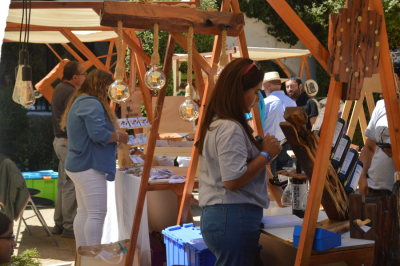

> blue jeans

[{"left": 201, "top": 204, "right": 263, "bottom": 266}]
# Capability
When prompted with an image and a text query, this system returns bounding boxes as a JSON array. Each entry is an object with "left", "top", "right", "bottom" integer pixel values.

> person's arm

[
  {"left": 108, "top": 131, "right": 129, "bottom": 144},
  {"left": 309, "top": 116, "right": 317, "bottom": 127},
  {"left": 224, "top": 133, "right": 282, "bottom": 191},
  {"left": 358, "top": 137, "right": 377, "bottom": 195}
]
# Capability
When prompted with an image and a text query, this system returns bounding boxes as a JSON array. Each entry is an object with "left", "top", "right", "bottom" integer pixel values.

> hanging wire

[
  {"left": 18, "top": 0, "right": 25, "bottom": 52},
  {"left": 27, "top": 0, "right": 32, "bottom": 48}
]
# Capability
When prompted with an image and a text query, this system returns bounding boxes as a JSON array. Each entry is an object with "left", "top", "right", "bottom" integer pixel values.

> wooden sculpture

[
  {"left": 327, "top": 0, "right": 383, "bottom": 100},
  {"left": 372, "top": 181, "right": 400, "bottom": 265},
  {"left": 349, "top": 194, "right": 376, "bottom": 240},
  {"left": 280, "top": 107, "right": 349, "bottom": 221}
]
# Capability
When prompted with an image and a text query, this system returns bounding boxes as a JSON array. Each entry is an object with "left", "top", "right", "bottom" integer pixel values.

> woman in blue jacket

[{"left": 60, "top": 69, "right": 128, "bottom": 248}]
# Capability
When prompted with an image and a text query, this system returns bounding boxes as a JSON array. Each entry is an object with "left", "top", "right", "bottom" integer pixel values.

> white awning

[
  {"left": 231, "top": 47, "right": 311, "bottom": 61},
  {"left": 4, "top": 8, "right": 117, "bottom": 43}
]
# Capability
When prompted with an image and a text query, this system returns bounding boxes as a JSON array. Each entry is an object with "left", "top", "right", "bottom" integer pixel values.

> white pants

[{"left": 66, "top": 168, "right": 107, "bottom": 249}]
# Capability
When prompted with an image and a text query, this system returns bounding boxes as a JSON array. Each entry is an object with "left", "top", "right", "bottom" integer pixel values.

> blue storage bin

[
  {"left": 162, "top": 223, "right": 216, "bottom": 266},
  {"left": 293, "top": 225, "right": 341, "bottom": 251}
]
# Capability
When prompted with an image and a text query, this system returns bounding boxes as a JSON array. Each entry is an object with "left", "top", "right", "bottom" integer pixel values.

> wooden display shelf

[
  {"left": 154, "top": 147, "right": 193, "bottom": 157},
  {"left": 129, "top": 142, "right": 148, "bottom": 148},
  {"left": 100, "top": 1, "right": 244, "bottom": 36}
]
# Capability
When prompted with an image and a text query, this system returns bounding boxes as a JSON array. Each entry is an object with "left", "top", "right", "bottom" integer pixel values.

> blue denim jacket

[{"left": 65, "top": 95, "right": 117, "bottom": 181}]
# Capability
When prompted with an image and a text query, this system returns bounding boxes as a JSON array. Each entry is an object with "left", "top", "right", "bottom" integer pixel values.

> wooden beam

[
  {"left": 120, "top": 29, "right": 151, "bottom": 66},
  {"left": 171, "top": 32, "right": 212, "bottom": 75},
  {"left": 371, "top": 0, "right": 400, "bottom": 172},
  {"left": 365, "top": 92, "right": 375, "bottom": 117},
  {"left": 275, "top": 59, "right": 292, "bottom": 77},
  {"left": 358, "top": 106, "right": 367, "bottom": 143},
  {"left": 347, "top": 94, "right": 365, "bottom": 140},
  {"left": 5, "top": 22, "right": 113, "bottom": 32},
  {"left": 61, "top": 43, "right": 84, "bottom": 62},
  {"left": 295, "top": 78, "right": 342, "bottom": 266},
  {"left": 193, "top": 41, "right": 205, "bottom": 101},
  {"left": 8, "top": 1, "right": 200, "bottom": 9},
  {"left": 341, "top": 100, "right": 353, "bottom": 122},
  {"left": 97, "top": 52, "right": 117, "bottom": 59},
  {"left": 298, "top": 56, "right": 305, "bottom": 79},
  {"left": 46, "top": 43, "right": 62, "bottom": 61},
  {"left": 105, "top": 40, "right": 115, "bottom": 69},
  {"left": 60, "top": 29, "right": 112, "bottom": 74},
  {"left": 100, "top": 2, "right": 244, "bottom": 36},
  {"left": 304, "top": 56, "right": 311, "bottom": 80},
  {"left": 177, "top": 0, "right": 228, "bottom": 226},
  {"left": 124, "top": 34, "right": 175, "bottom": 266},
  {"left": 309, "top": 247, "right": 374, "bottom": 265},
  {"left": 266, "top": 0, "right": 329, "bottom": 71},
  {"left": 129, "top": 29, "right": 153, "bottom": 122}
]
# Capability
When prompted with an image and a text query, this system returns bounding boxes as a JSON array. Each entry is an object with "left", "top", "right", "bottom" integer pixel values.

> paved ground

[{"left": 12, "top": 204, "right": 202, "bottom": 265}]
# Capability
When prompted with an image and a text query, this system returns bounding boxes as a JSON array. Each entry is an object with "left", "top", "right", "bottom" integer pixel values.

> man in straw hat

[{"left": 263, "top": 71, "right": 296, "bottom": 175}]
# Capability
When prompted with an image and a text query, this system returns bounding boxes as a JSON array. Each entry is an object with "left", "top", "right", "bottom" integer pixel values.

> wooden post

[
  {"left": 304, "top": 56, "right": 311, "bottom": 80},
  {"left": 295, "top": 78, "right": 343, "bottom": 266},
  {"left": 61, "top": 43, "right": 85, "bottom": 63},
  {"left": 105, "top": 40, "right": 116, "bottom": 69},
  {"left": 341, "top": 100, "right": 353, "bottom": 122},
  {"left": 275, "top": 59, "right": 292, "bottom": 77},
  {"left": 370, "top": 0, "right": 400, "bottom": 172},
  {"left": 124, "top": 35, "right": 175, "bottom": 266},
  {"left": 298, "top": 56, "right": 305, "bottom": 79},
  {"left": 347, "top": 93, "right": 365, "bottom": 139},
  {"left": 46, "top": 44, "right": 62, "bottom": 61}
]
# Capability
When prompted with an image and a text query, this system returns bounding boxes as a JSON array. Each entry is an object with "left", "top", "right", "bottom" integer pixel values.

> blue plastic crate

[
  {"left": 162, "top": 223, "right": 216, "bottom": 266},
  {"left": 293, "top": 225, "right": 341, "bottom": 251}
]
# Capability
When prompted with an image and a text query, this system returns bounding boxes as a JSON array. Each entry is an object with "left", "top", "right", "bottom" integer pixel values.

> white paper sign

[
  {"left": 127, "top": 135, "right": 138, "bottom": 145},
  {"left": 138, "top": 117, "right": 150, "bottom": 126},
  {"left": 128, "top": 117, "right": 141, "bottom": 127},
  {"left": 136, "top": 133, "right": 147, "bottom": 144}
]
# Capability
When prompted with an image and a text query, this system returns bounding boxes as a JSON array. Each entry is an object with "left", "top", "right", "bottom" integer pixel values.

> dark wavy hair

[
  {"left": 62, "top": 61, "right": 82, "bottom": 81},
  {"left": 197, "top": 58, "right": 265, "bottom": 154}
]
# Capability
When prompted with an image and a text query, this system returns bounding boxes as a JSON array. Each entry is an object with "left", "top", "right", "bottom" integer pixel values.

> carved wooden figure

[
  {"left": 372, "top": 181, "right": 400, "bottom": 266},
  {"left": 327, "top": 0, "right": 383, "bottom": 100},
  {"left": 280, "top": 107, "right": 349, "bottom": 221}
]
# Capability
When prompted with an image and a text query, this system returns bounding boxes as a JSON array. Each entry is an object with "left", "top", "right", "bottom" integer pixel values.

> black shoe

[
  {"left": 61, "top": 229, "right": 75, "bottom": 239},
  {"left": 51, "top": 224, "right": 63, "bottom": 234}
]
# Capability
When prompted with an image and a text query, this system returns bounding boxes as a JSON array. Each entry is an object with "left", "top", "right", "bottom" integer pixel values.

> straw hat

[{"left": 263, "top": 71, "right": 288, "bottom": 83}]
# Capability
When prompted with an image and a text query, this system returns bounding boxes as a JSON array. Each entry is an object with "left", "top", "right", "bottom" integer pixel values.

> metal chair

[{"left": 16, "top": 188, "right": 59, "bottom": 247}]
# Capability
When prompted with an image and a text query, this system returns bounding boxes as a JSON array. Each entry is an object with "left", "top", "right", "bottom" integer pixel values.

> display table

[
  {"left": 260, "top": 202, "right": 375, "bottom": 266},
  {"left": 101, "top": 166, "right": 199, "bottom": 266}
]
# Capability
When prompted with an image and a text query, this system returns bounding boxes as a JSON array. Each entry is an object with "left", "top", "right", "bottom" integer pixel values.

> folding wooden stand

[{"left": 263, "top": 0, "right": 400, "bottom": 265}]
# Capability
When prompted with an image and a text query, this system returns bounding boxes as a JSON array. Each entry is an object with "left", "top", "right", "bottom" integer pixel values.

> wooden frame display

[{"left": 264, "top": 0, "right": 400, "bottom": 265}]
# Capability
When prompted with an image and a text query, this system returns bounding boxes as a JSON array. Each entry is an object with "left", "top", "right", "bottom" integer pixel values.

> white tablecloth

[{"left": 102, "top": 170, "right": 151, "bottom": 266}]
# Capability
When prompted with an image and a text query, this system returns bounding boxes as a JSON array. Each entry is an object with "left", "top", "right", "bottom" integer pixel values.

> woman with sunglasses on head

[
  {"left": 0, "top": 212, "right": 17, "bottom": 264},
  {"left": 198, "top": 58, "right": 282, "bottom": 265},
  {"left": 60, "top": 69, "right": 128, "bottom": 249}
]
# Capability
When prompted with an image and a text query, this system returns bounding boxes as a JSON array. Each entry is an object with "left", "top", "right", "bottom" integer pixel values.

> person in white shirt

[{"left": 263, "top": 72, "right": 297, "bottom": 175}]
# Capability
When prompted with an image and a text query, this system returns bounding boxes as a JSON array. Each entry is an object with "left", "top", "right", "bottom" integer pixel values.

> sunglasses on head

[{"left": 243, "top": 61, "right": 262, "bottom": 76}]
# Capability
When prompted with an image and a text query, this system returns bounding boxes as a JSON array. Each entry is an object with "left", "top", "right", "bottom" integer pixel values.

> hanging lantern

[
  {"left": 109, "top": 20, "right": 130, "bottom": 103},
  {"left": 13, "top": 50, "right": 35, "bottom": 108},
  {"left": 179, "top": 25, "right": 199, "bottom": 122},
  {"left": 145, "top": 23, "right": 166, "bottom": 90},
  {"left": 214, "top": 28, "right": 228, "bottom": 84}
]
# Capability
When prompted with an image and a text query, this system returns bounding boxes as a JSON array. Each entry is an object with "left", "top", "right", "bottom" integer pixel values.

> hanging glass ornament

[
  {"left": 179, "top": 84, "right": 200, "bottom": 122},
  {"left": 13, "top": 50, "right": 35, "bottom": 108},
  {"left": 145, "top": 64, "right": 166, "bottom": 90},
  {"left": 145, "top": 23, "right": 166, "bottom": 90},
  {"left": 109, "top": 20, "right": 129, "bottom": 103},
  {"left": 214, "top": 65, "right": 224, "bottom": 84}
]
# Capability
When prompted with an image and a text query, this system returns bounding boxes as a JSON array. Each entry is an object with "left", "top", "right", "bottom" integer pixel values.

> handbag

[{"left": 75, "top": 239, "right": 140, "bottom": 266}]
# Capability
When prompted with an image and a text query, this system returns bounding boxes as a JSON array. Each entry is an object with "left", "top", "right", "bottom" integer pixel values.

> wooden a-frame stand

[
  {"left": 256, "top": 0, "right": 400, "bottom": 265},
  {"left": 99, "top": 0, "right": 277, "bottom": 265}
]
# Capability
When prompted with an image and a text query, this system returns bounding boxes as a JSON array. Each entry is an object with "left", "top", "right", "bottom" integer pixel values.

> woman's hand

[
  {"left": 117, "top": 131, "right": 129, "bottom": 144},
  {"left": 261, "top": 133, "right": 282, "bottom": 160},
  {"left": 381, "top": 147, "right": 393, "bottom": 158}
]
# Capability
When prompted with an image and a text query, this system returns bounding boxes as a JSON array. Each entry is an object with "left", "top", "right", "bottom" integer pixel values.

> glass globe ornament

[
  {"left": 108, "top": 79, "right": 130, "bottom": 103},
  {"left": 179, "top": 98, "right": 200, "bottom": 122},
  {"left": 281, "top": 178, "right": 292, "bottom": 207},
  {"left": 213, "top": 65, "right": 224, "bottom": 84},
  {"left": 145, "top": 65, "right": 166, "bottom": 90}
]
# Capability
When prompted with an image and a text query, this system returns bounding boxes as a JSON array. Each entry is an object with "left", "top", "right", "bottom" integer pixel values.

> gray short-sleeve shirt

[
  {"left": 199, "top": 119, "right": 270, "bottom": 209},
  {"left": 364, "top": 99, "right": 395, "bottom": 191}
]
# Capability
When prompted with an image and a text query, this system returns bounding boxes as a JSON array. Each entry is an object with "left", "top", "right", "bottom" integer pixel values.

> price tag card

[
  {"left": 136, "top": 133, "right": 147, "bottom": 144},
  {"left": 118, "top": 119, "right": 130, "bottom": 128},
  {"left": 127, "top": 135, "right": 138, "bottom": 145},
  {"left": 128, "top": 117, "right": 141, "bottom": 127},
  {"left": 138, "top": 117, "right": 150, "bottom": 126}
]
